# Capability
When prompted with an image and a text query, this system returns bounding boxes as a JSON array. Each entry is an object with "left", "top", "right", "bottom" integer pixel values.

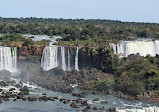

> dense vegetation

[
  {"left": 0, "top": 34, "right": 49, "bottom": 47},
  {"left": 85, "top": 51, "right": 159, "bottom": 96},
  {"left": 0, "top": 17, "right": 159, "bottom": 47},
  {"left": 116, "top": 55, "right": 159, "bottom": 96}
]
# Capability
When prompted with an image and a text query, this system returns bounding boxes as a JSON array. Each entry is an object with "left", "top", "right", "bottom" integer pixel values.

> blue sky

[{"left": 0, "top": 0, "right": 159, "bottom": 23}]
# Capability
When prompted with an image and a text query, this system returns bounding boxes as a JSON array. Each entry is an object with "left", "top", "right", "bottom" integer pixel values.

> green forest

[{"left": 0, "top": 17, "right": 159, "bottom": 47}]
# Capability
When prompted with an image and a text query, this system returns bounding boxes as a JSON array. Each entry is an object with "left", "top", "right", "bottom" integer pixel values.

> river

[{"left": 0, "top": 79, "right": 158, "bottom": 112}]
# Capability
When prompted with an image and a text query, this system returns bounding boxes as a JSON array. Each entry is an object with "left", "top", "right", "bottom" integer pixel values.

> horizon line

[{"left": 0, "top": 16, "right": 158, "bottom": 24}]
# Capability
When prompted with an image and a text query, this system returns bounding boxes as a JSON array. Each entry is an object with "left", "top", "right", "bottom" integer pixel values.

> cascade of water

[
  {"left": 0, "top": 47, "right": 17, "bottom": 72},
  {"left": 116, "top": 106, "right": 159, "bottom": 112},
  {"left": 75, "top": 47, "right": 79, "bottom": 71},
  {"left": 155, "top": 40, "right": 159, "bottom": 55},
  {"left": 41, "top": 46, "right": 58, "bottom": 71},
  {"left": 67, "top": 49, "right": 71, "bottom": 70},
  {"left": 61, "top": 46, "right": 66, "bottom": 71},
  {"left": 109, "top": 43, "right": 117, "bottom": 54},
  {"left": 111, "top": 40, "right": 159, "bottom": 58},
  {"left": 11, "top": 47, "right": 17, "bottom": 70},
  {"left": 41, "top": 46, "right": 80, "bottom": 71},
  {"left": 128, "top": 41, "right": 156, "bottom": 57}
]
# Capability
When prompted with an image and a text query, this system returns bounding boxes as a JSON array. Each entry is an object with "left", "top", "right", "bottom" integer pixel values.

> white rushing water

[
  {"left": 41, "top": 46, "right": 58, "bottom": 71},
  {"left": 0, "top": 47, "right": 17, "bottom": 72},
  {"left": 61, "top": 46, "right": 66, "bottom": 71},
  {"left": 67, "top": 49, "right": 71, "bottom": 71},
  {"left": 23, "top": 34, "right": 63, "bottom": 45},
  {"left": 75, "top": 47, "right": 79, "bottom": 71},
  {"left": 117, "top": 107, "right": 159, "bottom": 112},
  {"left": 110, "top": 40, "right": 159, "bottom": 58},
  {"left": 41, "top": 46, "right": 79, "bottom": 71}
]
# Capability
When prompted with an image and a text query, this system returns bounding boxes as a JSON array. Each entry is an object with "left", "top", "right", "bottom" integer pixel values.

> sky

[{"left": 0, "top": 0, "right": 159, "bottom": 23}]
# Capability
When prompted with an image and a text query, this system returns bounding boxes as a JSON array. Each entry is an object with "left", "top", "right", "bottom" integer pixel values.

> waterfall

[
  {"left": 75, "top": 47, "right": 79, "bottom": 71},
  {"left": 116, "top": 106, "right": 159, "bottom": 112},
  {"left": 41, "top": 46, "right": 58, "bottom": 71},
  {"left": 12, "top": 47, "right": 17, "bottom": 71},
  {"left": 0, "top": 47, "right": 17, "bottom": 72},
  {"left": 110, "top": 40, "right": 159, "bottom": 58},
  {"left": 155, "top": 40, "right": 159, "bottom": 54},
  {"left": 61, "top": 46, "right": 66, "bottom": 71},
  {"left": 41, "top": 46, "right": 79, "bottom": 71},
  {"left": 67, "top": 49, "right": 71, "bottom": 70}
]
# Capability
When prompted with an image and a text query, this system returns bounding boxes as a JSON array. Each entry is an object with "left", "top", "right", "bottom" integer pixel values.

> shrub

[
  {"left": 97, "top": 76, "right": 115, "bottom": 92},
  {"left": 48, "top": 67, "right": 64, "bottom": 76}
]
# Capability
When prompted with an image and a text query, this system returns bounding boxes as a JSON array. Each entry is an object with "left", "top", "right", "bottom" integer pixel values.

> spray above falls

[
  {"left": 110, "top": 40, "right": 159, "bottom": 58},
  {"left": 41, "top": 46, "right": 79, "bottom": 71},
  {"left": 0, "top": 46, "right": 17, "bottom": 72}
]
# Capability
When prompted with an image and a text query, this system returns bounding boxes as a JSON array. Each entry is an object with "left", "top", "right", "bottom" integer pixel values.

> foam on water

[{"left": 116, "top": 107, "right": 159, "bottom": 112}]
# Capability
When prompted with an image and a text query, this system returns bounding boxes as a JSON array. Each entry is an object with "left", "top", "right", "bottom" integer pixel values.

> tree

[{"left": 117, "top": 59, "right": 159, "bottom": 96}]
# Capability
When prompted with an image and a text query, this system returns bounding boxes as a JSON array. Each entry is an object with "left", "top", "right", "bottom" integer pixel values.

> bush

[
  {"left": 1, "top": 33, "right": 26, "bottom": 42},
  {"left": 48, "top": 67, "right": 64, "bottom": 76},
  {"left": 49, "top": 36, "right": 55, "bottom": 38},
  {"left": 22, "top": 38, "right": 35, "bottom": 47},
  {"left": 117, "top": 59, "right": 159, "bottom": 96},
  {"left": 96, "top": 76, "right": 115, "bottom": 92}
]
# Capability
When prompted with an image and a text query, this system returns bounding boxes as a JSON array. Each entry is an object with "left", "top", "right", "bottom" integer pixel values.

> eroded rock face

[
  {"left": 18, "top": 45, "right": 46, "bottom": 61},
  {"left": 3, "top": 43, "right": 48, "bottom": 61},
  {"left": 17, "top": 45, "right": 113, "bottom": 71},
  {"left": 5, "top": 43, "right": 114, "bottom": 73},
  {"left": 18, "top": 46, "right": 45, "bottom": 56}
]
